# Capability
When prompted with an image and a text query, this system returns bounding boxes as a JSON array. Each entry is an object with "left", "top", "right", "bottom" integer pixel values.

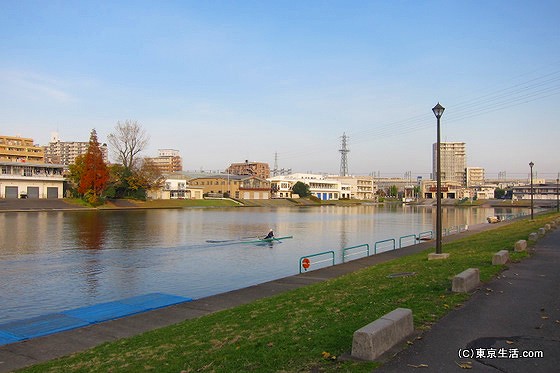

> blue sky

[{"left": 1, "top": 1, "right": 559, "bottom": 179}]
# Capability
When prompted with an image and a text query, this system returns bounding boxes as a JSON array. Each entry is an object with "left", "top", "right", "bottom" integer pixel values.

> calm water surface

[{"left": 0, "top": 205, "right": 522, "bottom": 324}]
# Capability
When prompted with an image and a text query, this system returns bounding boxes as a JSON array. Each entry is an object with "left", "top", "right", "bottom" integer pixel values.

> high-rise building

[
  {"left": 0, "top": 135, "right": 45, "bottom": 163},
  {"left": 145, "top": 149, "right": 183, "bottom": 174},
  {"left": 226, "top": 160, "right": 270, "bottom": 179},
  {"left": 432, "top": 142, "right": 466, "bottom": 184},
  {"left": 43, "top": 132, "right": 108, "bottom": 168},
  {"left": 465, "top": 167, "right": 485, "bottom": 187}
]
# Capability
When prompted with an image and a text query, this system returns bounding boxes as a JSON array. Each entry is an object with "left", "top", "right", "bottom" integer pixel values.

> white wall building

[
  {"left": 328, "top": 175, "right": 377, "bottom": 199},
  {"left": 269, "top": 173, "right": 348, "bottom": 200},
  {"left": 147, "top": 174, "right": 203, "bottom": 200},
  {"left": 0, "top": 162, "right": 64, "bottom": 198}
]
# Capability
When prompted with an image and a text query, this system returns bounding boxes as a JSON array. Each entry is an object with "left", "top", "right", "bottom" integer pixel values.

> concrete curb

[
  {"left": 351, "top": 308, "right": 414, "bottom": 361},
  {"left": 452, "top": 268, "right": 480, "bottom": 293}
]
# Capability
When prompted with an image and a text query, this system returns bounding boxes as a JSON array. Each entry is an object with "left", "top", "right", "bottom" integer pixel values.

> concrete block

[
  {"left": 538, "top": 227, "right": 546, "bottom": 236},
  {"left": 492, "top": 250, "right": 509, "bottom": 265},
  {"left": 428, "top": 253, "right": 450, "bottom": 260},
  {"left": 528, "top": 232, "right": 538, "bottom": 242},
  {"left": 514, "top": 240, "right": 527, "bottom": 252},
  {"left": 351, "top": 308, "right": 413, "bottom": 361},
  {"left": 452, "top": 268, "right": 480, "bottom": 293}
]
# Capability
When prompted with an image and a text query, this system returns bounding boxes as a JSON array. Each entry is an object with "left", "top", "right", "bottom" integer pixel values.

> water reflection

[{"left": 0, "top": 205, "right": 528, "bottom": 324}]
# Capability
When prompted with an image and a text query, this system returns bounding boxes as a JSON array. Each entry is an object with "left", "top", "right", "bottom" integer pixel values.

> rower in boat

[{"left": 263, "top": 229, "right": 274, "bottom": 240}]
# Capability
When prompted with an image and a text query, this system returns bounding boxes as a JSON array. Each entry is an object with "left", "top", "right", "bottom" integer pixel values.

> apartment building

[
  {"left": 465, "top": 167, "right": 485, "bottom": 187},
  {"left": 433, "top": 142, "right": 466, "bottom": 184},
  {"left": 145, "top": 149, "right": 183, "bottom": 174},
  {"left": 43, "top": 132, "right": 108, "bottom": 168},
  {"left": 226, "top": 160, "right": 270, "bottom": 179},
  {"left": 0, "top": 135, "right": 44, "bottom": 163}
]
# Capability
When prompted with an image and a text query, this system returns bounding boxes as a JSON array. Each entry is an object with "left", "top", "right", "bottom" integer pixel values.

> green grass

[{"left": 18, "top": 213, "right": 559, "bottom": 373}]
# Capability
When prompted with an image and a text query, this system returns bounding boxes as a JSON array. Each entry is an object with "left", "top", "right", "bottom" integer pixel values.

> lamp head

[{"left": 432, "top": 103, "right": 445, "bottom": 119}]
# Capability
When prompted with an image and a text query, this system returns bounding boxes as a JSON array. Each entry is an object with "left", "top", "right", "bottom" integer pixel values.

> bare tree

[{"left": 108, "top": 120, "right": 149, "bottom": 170}]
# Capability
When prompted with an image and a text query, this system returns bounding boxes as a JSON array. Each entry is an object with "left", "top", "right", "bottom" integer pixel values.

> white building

[
  {"left": 269, "top": 173, "right": 348, "bottom": 200},
  {"left": 0, "top": 162, "right": 64, "bottom": 198},
  {"left": 328, "top": 175, "right": 377, "bottom": 200},
  {"left": 147, "top": 174, "right": 203, "bottom": 200}
]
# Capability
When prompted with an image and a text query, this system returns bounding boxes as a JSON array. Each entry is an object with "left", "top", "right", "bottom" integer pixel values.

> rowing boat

[{"left": 241, "top": 235, "right": 294, "bottom": 244}]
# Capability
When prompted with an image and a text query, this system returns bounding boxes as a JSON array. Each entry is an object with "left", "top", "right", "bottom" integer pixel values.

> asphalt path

[{"left": 377, "top": 225, "right": 560, "bottom": 373}]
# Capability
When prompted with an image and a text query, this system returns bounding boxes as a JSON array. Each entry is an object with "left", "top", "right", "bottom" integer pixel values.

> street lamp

[
  {"left": 529, "top": 162, "right": 534, "bottom": 220},
  {"left": 556, "top": 173, "right": 560, "bottom": 212},
  {"left": 433, "top": 103, "right": 445, "bottom": 254}
]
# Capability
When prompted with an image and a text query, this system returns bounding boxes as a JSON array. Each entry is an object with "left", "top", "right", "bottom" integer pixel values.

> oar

[{"left": 206, "top": 235, "right": 260, "bottom": 243}]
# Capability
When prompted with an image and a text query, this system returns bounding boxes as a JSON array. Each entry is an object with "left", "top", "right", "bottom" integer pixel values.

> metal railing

[
  {"left": 297, "top": 224, "right": 476, "bottom": 272},
  {"left": 399, "top": 234, "right": 417, "bottom": 249},
  {"left": 374, "top": 238, "right": 396, "bottom": 254},
  {"left": 299, "top": 251, "right": 335, "bottom": 274},
  {"left": 417, "top": 230, "right": 433, "bottom": 241},
  {"left": 342, "top": 244, "right": 370, "bottom": 263}
]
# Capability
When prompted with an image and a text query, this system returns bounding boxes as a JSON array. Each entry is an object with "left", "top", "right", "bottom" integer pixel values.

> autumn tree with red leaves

[{"left": 76, "top": 129, "right": 109, "bottom": 205}]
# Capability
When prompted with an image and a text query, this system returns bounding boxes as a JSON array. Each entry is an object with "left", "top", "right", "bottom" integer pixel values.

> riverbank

[
  {"left": 0, "top": 197, "right": 366, "bottom": 212},
  {"left": 5, "top": 212, "right": 558, "bottom": 372},
  {"left": 0, "top": 196, "right": 543, "bottom": 212}
]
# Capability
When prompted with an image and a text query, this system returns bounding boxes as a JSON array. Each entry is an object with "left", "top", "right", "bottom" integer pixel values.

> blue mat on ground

[
  {"left": 0, "top": 292, "right": 192, "bottom": 346},
  {"left": 0, "top": 330, "right": 21, "bottom": 345}
]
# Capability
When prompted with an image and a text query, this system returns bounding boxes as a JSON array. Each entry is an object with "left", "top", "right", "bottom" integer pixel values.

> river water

[{"left": 0, "top": 204, "right": 523, "bottom": 324}]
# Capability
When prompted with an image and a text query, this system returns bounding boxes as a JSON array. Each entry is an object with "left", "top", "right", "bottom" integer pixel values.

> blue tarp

[
  {"left": 0, "top": 293, "right": 192, "bottom": 346},
  {"left": 0, "top": 330, "right": 20, "bottom": 345}
]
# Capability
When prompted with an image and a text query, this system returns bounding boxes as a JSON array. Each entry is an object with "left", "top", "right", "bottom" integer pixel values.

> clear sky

[{"left": 1, "top": 1, "right": 559, "bottom": 180}]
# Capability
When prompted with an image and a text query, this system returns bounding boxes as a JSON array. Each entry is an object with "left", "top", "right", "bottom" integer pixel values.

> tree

[
  {"left": 125, "top": 158, "right": 165, "bottom": 198},
  {"left": 292, "top": 181, "right": 311, "bottom": 197},
  {"left": 494, "top": 188, "right": 506, "bottom": 199},
  {"left": 78, "top": 129, "right": 110, "bottom": 204},
  {"left": 68, "top": 153, "right": 86, "bottom": 197},
  {"left": 108, "top": 120, "right": 149, "bottom": 170}
]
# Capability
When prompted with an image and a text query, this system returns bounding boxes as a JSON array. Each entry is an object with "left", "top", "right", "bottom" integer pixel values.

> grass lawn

[{"left": 19, "top": 213, "right": 559, "bottom": 373}]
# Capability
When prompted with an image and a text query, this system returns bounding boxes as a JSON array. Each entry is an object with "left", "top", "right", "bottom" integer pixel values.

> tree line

[{"left": 67, "top": 120, "right": 164, "bottom": 205}]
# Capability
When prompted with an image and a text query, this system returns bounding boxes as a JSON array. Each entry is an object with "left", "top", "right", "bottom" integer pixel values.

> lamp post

[
  {"left": 433, "top": 103, "right": 445, "bottom": 254},
  {"left": 556, "top": 172, "right": 560, "bottom": 212},
  {"left": 529, "top": 161, "right": 534, "bottom": 220}
]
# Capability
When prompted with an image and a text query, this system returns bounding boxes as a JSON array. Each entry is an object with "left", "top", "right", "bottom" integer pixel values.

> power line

[{"left": 275, "top": 64, "right": 560, "bottom": 164}]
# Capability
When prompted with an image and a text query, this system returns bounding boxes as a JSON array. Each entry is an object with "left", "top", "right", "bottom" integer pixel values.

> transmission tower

[
  {"left": 272, "top": 152, "right": 279, "bottom": 176},
  {"left": 339, "top": 133, "right": 350, "bottom": 176},
  {"left": 272, "top": 152, "right": 291, "bottom": 176}
]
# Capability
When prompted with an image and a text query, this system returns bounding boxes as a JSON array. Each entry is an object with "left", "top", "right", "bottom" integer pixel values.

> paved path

[
  {"left": 0, "top": 219, "right": 550, "bottom": 372},
  {"left": 377, "top": 226, "right": 560, "bottom": 373}
]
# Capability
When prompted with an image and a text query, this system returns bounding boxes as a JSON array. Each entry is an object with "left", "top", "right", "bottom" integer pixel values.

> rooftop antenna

[{"left": 339, "top": 132, "right": 350, "bottom": 176}]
